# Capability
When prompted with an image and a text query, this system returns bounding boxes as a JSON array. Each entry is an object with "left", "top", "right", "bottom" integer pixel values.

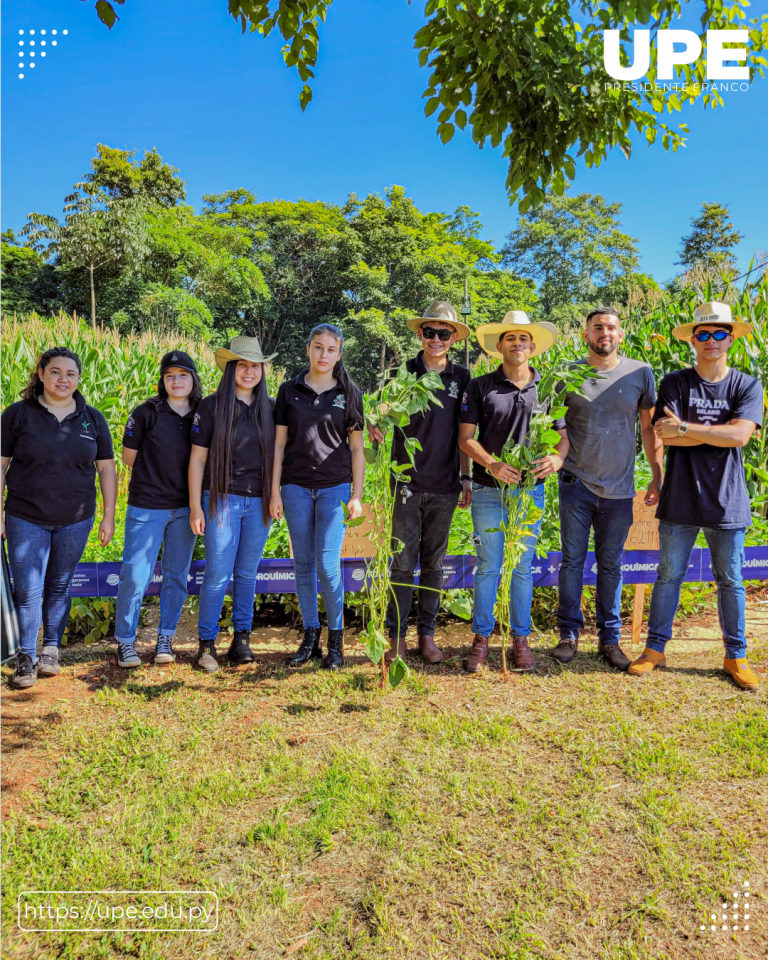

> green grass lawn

[{"left": 2, "top": 616, "right": 767, "bottom": 960}]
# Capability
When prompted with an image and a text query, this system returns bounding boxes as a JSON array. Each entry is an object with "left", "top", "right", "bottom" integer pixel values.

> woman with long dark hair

[
  {"left": 271, "top": 324, "right": 365, "bottom": 670},
  {"left": 1, "top": 347, "right": 117, "bottom": 689},
  {"left": 113, "top": 351, "right": 203, "bottom": 669},
  {"left": 189, "top": 337, "right": 276, "bottom": 672}
]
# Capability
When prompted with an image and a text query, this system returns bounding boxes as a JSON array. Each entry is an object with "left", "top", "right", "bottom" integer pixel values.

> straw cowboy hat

[
  {"left": 475, "top": 311, "right": 558, "bottom": 360},
  {"left": 672, "top": 301, "right": 754, "bottom": 341},
  {"left": 214, "top": 336, "right": 277, "bottom": 372},
  {"left": 407, "top": 300, "right": 470, "bottom": 341}
]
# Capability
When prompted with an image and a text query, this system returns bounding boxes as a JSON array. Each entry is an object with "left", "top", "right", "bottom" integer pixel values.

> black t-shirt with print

[
  {"left": 654, "top": 367, "right": 763, "bottom": 529},
  {"left": 191, "top": 394, "right": 268, "bottom": 499},
  {"left": 274, "top": 371, "right": 364, "bottom": 489},
  {"left": 459, "top": 366, "right": 566, "bottom": 488},
  {"left": 122, "top": 399, "right": 195, "bottom": 509},
  {"left": 390, "top": 354, "right": 471, "bottom": 494},
  {"left": 1, "top": 391, "right": 114, "bottom": 526}
]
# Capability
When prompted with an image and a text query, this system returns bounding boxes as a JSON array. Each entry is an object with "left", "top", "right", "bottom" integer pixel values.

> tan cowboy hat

[
  {"left": 407, "top": 300, "right": 470, "bottom": 341},
  {"left": 476, "top": 311, "right": 558, "bottom": 359},
  {"left": 214, "top": 336, "right": 277, "bottom": 372},
  {"left": 672, "top": 301, "right": 754, "bottom": 341}
]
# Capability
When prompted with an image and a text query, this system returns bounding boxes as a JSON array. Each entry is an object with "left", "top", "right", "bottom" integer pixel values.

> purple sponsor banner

[{"left": 66, "top": 546, "right": 768, "bottom": 597}]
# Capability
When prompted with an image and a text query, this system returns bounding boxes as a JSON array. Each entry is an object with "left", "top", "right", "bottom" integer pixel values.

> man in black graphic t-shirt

[{"left": 629, "top": 302, "right": 763, "bottom": 691}]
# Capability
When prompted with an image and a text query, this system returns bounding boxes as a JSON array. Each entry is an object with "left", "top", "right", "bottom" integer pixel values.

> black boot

[
  {"left": 286, "top": 627, "right": 322, "bottom": 667},
  {"left": 227, "top": 630, "right": 255, "bottom": 664},
  {"left": 322, "top": 629, "right": 344, "bottom": 671}
]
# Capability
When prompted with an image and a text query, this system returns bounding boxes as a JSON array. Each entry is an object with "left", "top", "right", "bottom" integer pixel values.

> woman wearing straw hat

[
  {"left": 629, "top": 302, "right": 762, "bottom": 691},
  {"left": 188, "top": 336, "right": 277, "bottom": 672},
  {"left": 458, "top": 311, "right": 568, "bottom": 673}
]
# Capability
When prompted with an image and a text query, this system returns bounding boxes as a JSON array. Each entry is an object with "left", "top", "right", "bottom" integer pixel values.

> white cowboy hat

[
  {"left": 214, "top": 336, "right": 277, "bottom": 372},
  {"left": 475, "top": 311, "right": 558, "bottom": 359},
  {"left": 672, "top": 302, "right": 754, "bottom": 341},
  {"left": 407, "top": 300, "right": 470, "bottom": 341}
]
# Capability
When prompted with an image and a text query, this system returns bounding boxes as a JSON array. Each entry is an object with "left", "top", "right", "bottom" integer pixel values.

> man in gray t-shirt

[{"left": 551, "top": 308, "right": 664, "bottom": 671}]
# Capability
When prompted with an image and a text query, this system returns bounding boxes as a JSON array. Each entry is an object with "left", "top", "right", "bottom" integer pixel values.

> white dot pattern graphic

[
  {"left": 701, "top": 880, "right": 757, "bottom": 937},
  {"left": 16, "top": 28, "right": 68, "bottom": 77}
]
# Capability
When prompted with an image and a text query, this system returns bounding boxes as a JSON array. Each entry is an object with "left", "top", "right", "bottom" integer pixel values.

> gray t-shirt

[{"left": 562, "top": 357, "right": 656, "bottom": 499}]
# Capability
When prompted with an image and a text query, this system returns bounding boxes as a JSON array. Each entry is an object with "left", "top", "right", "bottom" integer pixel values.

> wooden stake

[{"left": 631, "top": 583, "right": 646, "bottom": 647}]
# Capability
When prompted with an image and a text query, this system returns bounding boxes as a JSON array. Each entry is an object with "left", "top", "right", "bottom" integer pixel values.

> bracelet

[{"left": 460, "top": 474, "right": 472, "bottom": 482}]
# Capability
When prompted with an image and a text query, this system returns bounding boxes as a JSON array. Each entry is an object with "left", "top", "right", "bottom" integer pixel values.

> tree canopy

[{"left": 677, "top": 202, "right": 744, "bottom": 272}]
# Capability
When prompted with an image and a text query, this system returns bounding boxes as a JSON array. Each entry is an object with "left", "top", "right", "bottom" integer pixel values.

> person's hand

[
  {"left": 459, "top": 479, "right": 472, "bottom": 509},
  {"left": 269, "top": 495, "right": 283, "bottom": 521},
  {"left": 644, "top": 479, "right": 661, "bottom": 507},
  {"left": 654, "top": 405, "right": 683, "bottom": 439},
  {"left": 347, "top": 497, "right": 363, "bottom": 520},
  {"left": 488, "top": 460, "right": 520, "bottom": 485},
  {"left": 368, "top": 425, "right": 385, "bottom": 445},
  {"left": 98, "top": 516, "right": 115, "bottom": 547},
  {"left": 190, "top": 506, "right": 206, "bottom": 536},
  {"left": 531, "top": 452, "right": 563, "bottom": 480}
]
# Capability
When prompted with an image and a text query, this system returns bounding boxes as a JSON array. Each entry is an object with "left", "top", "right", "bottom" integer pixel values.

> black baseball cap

[{"left": 160, "top": 350, "right": 198, "bottom": 375}]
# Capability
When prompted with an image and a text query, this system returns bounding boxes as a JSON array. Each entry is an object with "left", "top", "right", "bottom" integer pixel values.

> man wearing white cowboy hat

[
  {"left": 458, "top": 310, "right": 568, "bottom": 673},
  {"left": 551, "top": 306, "right": 663, "bottom": 672},
  {"left": 368, "top": 301, "right": 472, "bottom": 665},
  {"left": 629, "top": 302, "right": 763, "bottom": 690}
]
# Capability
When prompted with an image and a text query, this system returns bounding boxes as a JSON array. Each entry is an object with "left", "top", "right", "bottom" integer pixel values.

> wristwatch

[
  {"left": 677, "top": 422, "right": 689, "bottom": 437},
  {"left": 460, "top": 474, "right": 472, "bottom": 482}
]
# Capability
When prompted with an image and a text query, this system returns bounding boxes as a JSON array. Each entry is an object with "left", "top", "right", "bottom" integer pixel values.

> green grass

[{"left": 2, "top": 635, "right": 767, "bottom": 960}]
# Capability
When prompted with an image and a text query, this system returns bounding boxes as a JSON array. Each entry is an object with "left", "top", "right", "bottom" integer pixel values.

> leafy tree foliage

[
  {"left": 677, "top": 202, "right": 744, "bottom": 272},
  {"left": 85, "top": 143, "right": 187, "bottom": 207},
  {"left": 501, "top": 189, "right": 641, "bottom": 325}
]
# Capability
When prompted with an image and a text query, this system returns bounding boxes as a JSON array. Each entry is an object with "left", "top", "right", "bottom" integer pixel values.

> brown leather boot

[
  {"left": 418, "top": 634, "right": 444, "bottom": 664},
  {"left": 463, "top": 635, "right": 488, "bottom": 673},
  {"left": 551, "top": 636, "right": 578, "bottom": 663},
  {"left": 512, "top": 636, "right": 535, "bottom": 673},
  {"left": 598, "top": 641, "right": 630, "bottom": 672},
  {"left": 385, "top": 635, "right": 408, "bottom": 666}
]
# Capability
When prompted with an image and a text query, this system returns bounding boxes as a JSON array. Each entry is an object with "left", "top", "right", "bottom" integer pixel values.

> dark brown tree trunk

[{"left": 380, "top": 338, "right": 386, "bottom": 375}]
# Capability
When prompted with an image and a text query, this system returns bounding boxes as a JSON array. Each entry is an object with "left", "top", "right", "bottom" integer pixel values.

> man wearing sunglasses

[
  {"left": 629, "top": 302, "right": 763, "bottom": 690},
  {"left": 369, "top": 301, "right": 472, "bottom": 665}
]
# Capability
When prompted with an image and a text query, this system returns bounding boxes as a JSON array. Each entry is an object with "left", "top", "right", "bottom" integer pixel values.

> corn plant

[
  {"left": 489, "top": 364, "right": 597, "bottom": 675},
  {"left": 351, "top": 363, "right": 445, "bottom": 689}
]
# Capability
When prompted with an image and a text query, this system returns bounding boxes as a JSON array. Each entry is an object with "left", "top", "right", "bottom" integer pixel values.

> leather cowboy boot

[
  {"left": 512, "top": 636, "right": 535, "bottom": 673},
  {"left": 463, "top": 635, "right": 488, "bottom": 673},
  {"left": 418, "top": 634, "right": 445, "bottom": 664}
]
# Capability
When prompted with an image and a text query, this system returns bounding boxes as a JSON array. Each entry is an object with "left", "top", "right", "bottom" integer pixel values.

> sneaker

[
  {"left": 154, "top": 635, "right": 176, "bottom": 664},
  {"left": 10, "top": 653, "right": 38, "bottom": 689},
  {"left": 227, "top": 630, "right": 255, "bottom": 664},
  {"left": 723, "top": 657, "right": 760, "bottom": 691},
  {"left": 628, "top": 648, "right": 666, "bottom": 676},
  {"left": 197, "top": 640, "right": 219, "bottom": 673},
  {"left": 38, "top": 644, "right": 61, "bottom": 677},
  {"left": 117, "top": 642, "right": 141, "bottom": 668}
]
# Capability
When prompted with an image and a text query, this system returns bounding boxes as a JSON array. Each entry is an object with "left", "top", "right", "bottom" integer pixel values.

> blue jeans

[
  {"left": 282, "top": 482, "right": 350, "bottom": 631},
  {"left": 5, "top": 514, "right": 94, "bottom": 660},
  {"left": 471, "top": 483, "right": 545, "bottom": 638},
  {"left": 557, "top": 474, "right": 634, "bottom": 645},
  {"left": 114, "top": 506, "right": 198, "bottom": 644},
  {"left": 197, "top": 493, "right": 271, "bottom": 641},
  {"left": 646, "top": 522, "right": 747, "bottom": 659}
]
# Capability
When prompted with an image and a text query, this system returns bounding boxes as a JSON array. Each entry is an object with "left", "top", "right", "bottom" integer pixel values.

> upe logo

[{"left": 604, "top": 29, "right": 748, "bottom": 81}]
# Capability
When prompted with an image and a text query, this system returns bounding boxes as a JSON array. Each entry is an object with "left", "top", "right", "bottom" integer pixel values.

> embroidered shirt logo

[
  {"left": 192, "top": 412, "right": 201, "bottom": 432},
  {"left": 448, "top": 381, "right": 459, "bottom": 399},
  {"left": 80, "top": 420, "right": 90, "bottom": 432},
  {"left": 125, "top": 416, "right": 135, "bottom": 436},
  {"left": 332, "top": 394, "right": 346, "bottom": 409}
]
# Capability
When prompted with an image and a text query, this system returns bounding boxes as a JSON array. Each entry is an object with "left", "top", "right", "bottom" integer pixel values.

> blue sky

[{"left": 3, "top": 0, "right": 766, "bottom": 283}]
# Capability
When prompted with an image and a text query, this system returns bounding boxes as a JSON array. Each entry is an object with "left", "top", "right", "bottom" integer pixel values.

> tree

[
  {"left": 0, "top": 232, "right": 48, "bottom": 315},
  {"left": 85, "top": 144, "right": 186, "bottom": 207},
  {"left": 677, "top": 202, "right": 744, "bottom": 272},
  {"left": 501, "top": 189, "right": 641, "bottom": 324},
  {"left": 22, "top": 183, "right": 148, "bottom": 328},
  {"left": 88, "top": 1, "right": 768, "bottom": 208}
]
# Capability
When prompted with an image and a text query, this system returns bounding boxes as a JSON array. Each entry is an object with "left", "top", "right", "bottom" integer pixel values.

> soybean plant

[{"left": 349, "top": 363, "right": 445, "bottom": 689}]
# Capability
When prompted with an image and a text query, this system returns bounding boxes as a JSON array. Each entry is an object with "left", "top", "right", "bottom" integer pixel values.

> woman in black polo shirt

[
  {"left": 270, "top": 323, "right": 365, "bottom": 670},
  {"left": 1, "top": 347, "right": 117, "bottom": 689},
  {"left": 113, "top": 351, "right": 203, "bottom": 669},
  {"left": 188, "top": 337, "right": 276, "bottom": 673}
]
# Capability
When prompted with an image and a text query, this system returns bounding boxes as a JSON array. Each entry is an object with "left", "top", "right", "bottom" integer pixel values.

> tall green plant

[
  {"left": 489, "top": 364, "right": 597, "bottom": 675},
  {"left": 351, "top": 364, "right": 445, "bottom": 689}
]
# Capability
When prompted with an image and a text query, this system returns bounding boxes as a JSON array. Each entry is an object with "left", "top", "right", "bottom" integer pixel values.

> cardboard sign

[
  {"left": 625, "top": 490, "right": 660, "bottom": 551},
  {"left": 340, "top": 503, "right": 379, "bottom": 558}
]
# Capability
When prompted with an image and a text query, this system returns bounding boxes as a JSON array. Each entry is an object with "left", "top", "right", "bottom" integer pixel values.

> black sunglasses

[
  {"left": 693, "top": 330, "right": 730, "bottom": 342},
  {"left": 421, "top": 326, "right": 453, "bottom": 342}
]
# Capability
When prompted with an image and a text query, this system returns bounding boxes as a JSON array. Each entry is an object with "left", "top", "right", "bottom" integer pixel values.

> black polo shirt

[
  {"left": 460, "top": 366, "right": 565, "bottom": 488},
  {"left": 123, "top": 399, "right": 195, "bottom": 510},
  {"left": 391, "top": 353, "right": 471, "bottom": 494},
  {"left": 1, "top": 391, "right": 114, "bottom": 526},
  {"left": 275, "top": 371, "right": 364, "bottom": 489},
  {"left": 191, "top": 394, "right": 267, "bottom": 499}
]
